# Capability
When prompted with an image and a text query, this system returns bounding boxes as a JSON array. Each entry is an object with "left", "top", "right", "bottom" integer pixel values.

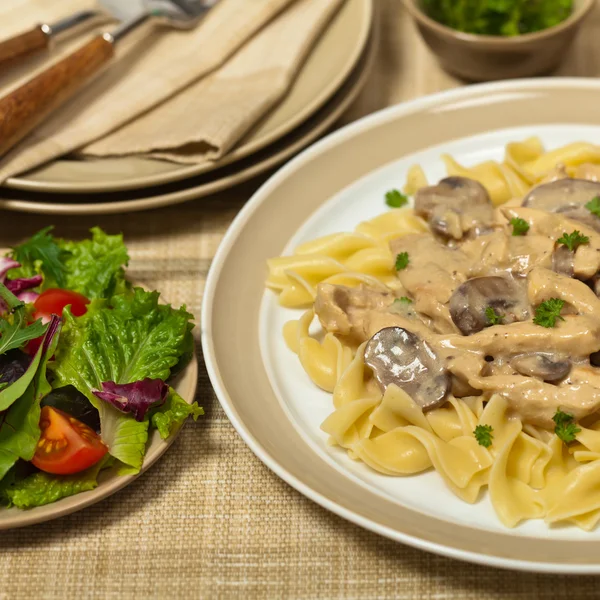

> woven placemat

[{"left": 2, "top": 1, "right": 600, "bottom": 597}]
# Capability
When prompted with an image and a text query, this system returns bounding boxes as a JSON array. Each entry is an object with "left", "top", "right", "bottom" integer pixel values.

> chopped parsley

[
  {"left": 395, "top": 252, "right": 409, "bottom": 271},
  {"left": 394, "top": 297, "right": 412, "bottom": 305},
  {"left": 485, "top": 306, "right": 503, "bottom": 326},
  {"left": 474, "top": 424, "right": 493, "bottom": 448},
  {"left": 510, "top": 217, "right": 529, "bottom": 236},
  {"left": 585, "top": 196, "right": 600, "bottom": 217},
  {"left": 557, "top": 230, "right": 589, "bottom": 252},
  {"left": 533, "top": 298, "right": 565, "bottom": 328},
  {"left": 385, "top": 189, "right": 409, "bottom": 209},
  {"left": 553, "top": 410, "right": 581, "bottom": 444}
]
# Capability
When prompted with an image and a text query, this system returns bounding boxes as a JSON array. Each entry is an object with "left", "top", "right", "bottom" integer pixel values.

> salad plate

[
  {"left": 203, "top": 78, "right": 600, "bottom": 573},
  {"left": 0, "top": 230, "right": 199, "bottom": 530}
]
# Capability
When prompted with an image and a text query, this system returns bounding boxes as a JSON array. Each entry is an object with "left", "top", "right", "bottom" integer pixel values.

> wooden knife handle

[
  {"left": 0, "top": 34, "right": 114, "bottom": 158},
  {"left": 0, "top": 25, "right": 51, "bottom": 71}
]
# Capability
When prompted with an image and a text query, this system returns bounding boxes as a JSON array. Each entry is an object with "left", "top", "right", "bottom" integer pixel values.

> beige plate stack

[{"left": 0, "top": 0, "right": 375, "bottom": 215}]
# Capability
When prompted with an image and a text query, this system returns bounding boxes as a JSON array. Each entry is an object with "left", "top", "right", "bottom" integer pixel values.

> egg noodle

[{"left": 266, "top": 138, "right": 600, "bottom": 529}]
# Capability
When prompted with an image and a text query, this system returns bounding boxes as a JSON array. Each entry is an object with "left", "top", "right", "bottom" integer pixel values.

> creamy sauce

[{"left": 314, "top": 176, "right": 600, "bottom": 429}]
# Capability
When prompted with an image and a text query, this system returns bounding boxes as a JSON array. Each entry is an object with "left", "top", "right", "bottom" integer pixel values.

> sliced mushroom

[
  {"left": 364, "top": 327, "right": 450, "bottom": 411},
  {"left": 509, "top": 353, "right": 571, "bottom": 382},
  {"left": 449, "top": 276, "right": 530, "bottom": 336},
  {"left": 415, "top": 176, "right": 495, "bottom": 241},
  {"left": 552, "top": 244, "right": 574, "bottom": 278},
  {"left": 522, "top": 178, "right": 600, "bottom": 233}
]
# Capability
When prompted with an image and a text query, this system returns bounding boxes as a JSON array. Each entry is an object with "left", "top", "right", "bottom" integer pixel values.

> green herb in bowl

[{"left": 421, "top": 0, "right": 574, "bottom": 36}]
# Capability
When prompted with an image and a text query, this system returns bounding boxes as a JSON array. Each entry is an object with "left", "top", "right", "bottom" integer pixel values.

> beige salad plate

[
  {"left": 202, "top": 79, "right": 600, "bottom": 573},
  {"left": 0, "top": 22, "right": 377, "bottom": 216},
  {"left": 4, "top": 0, "right": 372, "bottom": 195}
]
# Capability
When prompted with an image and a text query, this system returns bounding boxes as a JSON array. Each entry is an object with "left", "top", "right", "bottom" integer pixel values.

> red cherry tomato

[
  {"left": 33, "top": 288, "right": 90, "bottom": 323},
  {"left": 32, "top": 406, "right": 108, "bottom": 475},
  {"left": 25, "top": 289, "right": 90, "bottom": 355}
]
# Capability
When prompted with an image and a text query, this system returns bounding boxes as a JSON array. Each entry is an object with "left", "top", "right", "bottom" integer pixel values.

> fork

[{"left": 0, "top": 0, "right": 220, "bottom": 159}]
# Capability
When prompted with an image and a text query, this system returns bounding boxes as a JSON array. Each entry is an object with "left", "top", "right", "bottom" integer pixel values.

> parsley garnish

[
  {"left": 385, "top": 189, "right": 409, "bottom": 209},
  {"left": 11, "top": 226, "right": 67, "bottom": 288},
  {"left": 585, "top": 196, "right": 600, "bottom": 217},
  {"left": 510, "top": 217, "right": 529, "bottom": 236},
  {"left": 393, "top": 297, "right": 412, "bottom": 306},
  {"left": 533, "top": 298, "right": 565, "bottom": 328},
  {"left": 0, "top": 282, "right": 47, "bottom": 356},
  {"left": 474, "top": 424, "right": 493, "bottom": 448},
  {"left": 395, "top": 252, "right": 409, "bottom": 271},
  {"left": 553, "top": 410, "right": 581, "bottom": 444},
  {"left": 485, "top": 306, "right": 503, "bottom": 326},
  {"left": 557, "top": 230, "right": 589, "bottom": 252}
]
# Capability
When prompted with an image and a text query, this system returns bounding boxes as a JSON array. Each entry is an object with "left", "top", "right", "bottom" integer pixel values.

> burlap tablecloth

[{"left": 2, "top": 1, "right": 600, "bottom": 598}]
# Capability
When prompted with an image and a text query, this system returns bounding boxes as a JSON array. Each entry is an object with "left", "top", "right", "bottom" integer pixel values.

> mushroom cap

[
  {"left": 449, "top": 276, "right": 530, "bottom": 336},
  {"left": 415, "top": 176, "right": 494, "bottom": 240},
  {"left": 509, "top": 353, "right": 571, "bottom": 382},
  {"left": 364, "top": 327, "right": 449, "bottom": 411},
  {"left": 552, "top": 245, "right": 575, "bottom": 278},
  {"left": 523, "top": 179, "right": 600, "bottom": 232}
]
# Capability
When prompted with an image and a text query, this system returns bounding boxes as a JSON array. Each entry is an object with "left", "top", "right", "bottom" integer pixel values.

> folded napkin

[{"left": 0, "top": 0, "right": 345, "bottom": 180}]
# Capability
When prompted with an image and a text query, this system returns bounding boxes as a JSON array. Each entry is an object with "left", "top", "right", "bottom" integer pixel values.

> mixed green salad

[
  {"left": 421, "top": 0, "right": 574, "bottom": 36},
  {"left": 0, "top": 227, "right": 202, "bottom": 510}
]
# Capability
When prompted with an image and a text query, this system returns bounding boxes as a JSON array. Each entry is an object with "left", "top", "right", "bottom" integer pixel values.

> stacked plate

[{"left": 0, "top": 0, "right": 375, "bottom": 215}]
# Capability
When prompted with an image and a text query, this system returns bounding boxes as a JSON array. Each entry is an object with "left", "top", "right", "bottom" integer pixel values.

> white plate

[{"left": 202, "top": 79, "right": 600, "bottom": 572}]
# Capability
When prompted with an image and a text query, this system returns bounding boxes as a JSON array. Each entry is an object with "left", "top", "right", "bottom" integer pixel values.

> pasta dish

[{"left": 266, "top": 138, "right": 600, "bottom": 530}]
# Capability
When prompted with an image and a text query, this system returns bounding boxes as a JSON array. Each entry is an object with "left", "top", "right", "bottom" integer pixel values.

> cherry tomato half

[
  {"left": 25, "top": 289, "right": 90, "bottom": 355},
  {"left": 32, "top": 406, "right": 108, "bottom": 475},
  {"left": 33, "top": 288, "right": 90, "bottom": 323}
]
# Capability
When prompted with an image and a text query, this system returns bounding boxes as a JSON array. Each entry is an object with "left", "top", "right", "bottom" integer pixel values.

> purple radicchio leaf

[
  {"left": 92, "top": 378, "right": 169, "bottom": 422},
  {"left": 0, "top": 258, "right": 19, "bottom": 283},
  {"left": 5, "top": 275, "right": 42, "bottom": 298}
]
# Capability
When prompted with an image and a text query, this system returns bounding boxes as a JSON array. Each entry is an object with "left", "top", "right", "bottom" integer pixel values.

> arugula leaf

[
  {"left": 0, "top": 317, "right": 61, "bottom": 481},
  {"left": 385, "top": 190, "right": 409, "bottom": 208},
  {"left": 485, "top": 306, "right": 503, "bottom": 326},
  {"left": 533, "top": 298, "right": 565, "bottom": 328},
  {"left": 50, "top": 288, "right": 193, "bottom": 471},
  {"left": 0, "top": 280, "right": 23, "bottom": 312},
  {"left": 553, "top": 410, "right": 581, "bottom": 444},
  {"left": 11, "top": 227, "right": 67, "bottom": 288},
  {"left": 557, "top": 230, "right": 589, "bottom": 252},
  {"left": 474, "top": 424, "right": 493, "bottom": 448},
  {"left": 395, "top": 252, "right": 409, "bottom": 271},
  {"left": 0, "top": 457, "right": 109, "bottom": 509},
  {"left": 585, "top": 196, "right": 600, "bottom": 217},
  {"left": 0, "top": 311, "right": 46, "bottom": 358},
  {"left": 510, "top": 217, "right": 529, "bottom": 236},
  {"left": 151, "top": 388, "right": 204, "bottom": 440}
]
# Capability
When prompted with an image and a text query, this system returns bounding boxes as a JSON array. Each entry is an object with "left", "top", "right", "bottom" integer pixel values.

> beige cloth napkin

[{"left": 0, "top": 0, "right": 344, "bottom": 179}]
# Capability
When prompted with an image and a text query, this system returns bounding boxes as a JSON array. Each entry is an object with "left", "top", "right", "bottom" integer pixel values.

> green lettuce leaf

[
  {"left": 56, "top": 227, "right": 129, "bottom": 299},
  {"left": 9, "top": 227, "right": 129, "bottom": 300},
  {"left": 0, "top": 318, "right": 61, "bottom": 481},
  {"left": 151, "top": 388, "right": 203, "bottom": 440},
  {"left": 50, "top": 288, "right": 194, "bottom": 472},
  {"left": 0, "top": 457, "right": 111, "bottom": 509}
]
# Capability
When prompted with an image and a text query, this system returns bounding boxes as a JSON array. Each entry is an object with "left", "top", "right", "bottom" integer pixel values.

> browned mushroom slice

[
  {"left": 523, "top": 178, "right": 600, "bottom": 233},
  {"left": 552, "top": 245, "right": 574, "bottom": 278},
  {"left": 364, "top": 327, "right": 450, "bottom": 411},
  {"left": 449, "top": 276, "right": 530, "bottom": 336},
  {"left": 509, "top": 353, "right": 571, "bottom": 382},
  {"left": 414, "top": 176, "right": 495, "bottom": 240}
]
